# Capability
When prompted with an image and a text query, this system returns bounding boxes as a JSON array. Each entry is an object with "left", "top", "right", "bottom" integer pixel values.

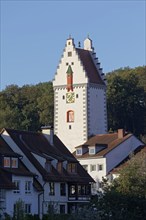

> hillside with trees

[
  {"left": 0, "top": 66, "right": 146, "bottom": 138},
  {"left": 106, "top": 66, "right": 146, "bottom": 137},
  {"left": 0, "top": 82, "right": 54, "bottom": 131}
]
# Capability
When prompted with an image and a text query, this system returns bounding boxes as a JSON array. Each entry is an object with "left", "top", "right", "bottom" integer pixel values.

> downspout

[
  {"left": 38, "top": 191, "right": 43, "bottom": 220},
  {"left": 42, "top": 182, "right": 47, "bottom": 218}
]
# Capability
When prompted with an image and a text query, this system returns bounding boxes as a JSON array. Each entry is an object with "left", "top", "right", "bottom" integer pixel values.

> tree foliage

[
  {"left": 0, "top": 82, "right": 54, "bottom": 131},
  {"left": 106, "top": 66, "right": 146, "bottom": 136},
  {"left": 0, "top": 66, "right": 145, "bottom": 136},
  {"left": 92, "top": 150, "right": 146, "bottom": 220}
]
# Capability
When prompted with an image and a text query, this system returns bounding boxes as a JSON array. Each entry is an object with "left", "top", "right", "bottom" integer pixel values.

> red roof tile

[
  {"left": 4, "top": 128, "right": 93, "bottom": 183},
  {"left": 76, "top": 48, "right": 105, "bottom": 85},
  {"left": 74, "top": 132, "right": 133, "bottom": 158}
]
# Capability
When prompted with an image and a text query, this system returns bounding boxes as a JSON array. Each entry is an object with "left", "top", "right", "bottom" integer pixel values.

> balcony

[{"left": 68, "top": 183, "right": 91, "bottom": 201}]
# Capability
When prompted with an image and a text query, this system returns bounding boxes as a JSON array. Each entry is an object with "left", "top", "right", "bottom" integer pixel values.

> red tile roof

[
  {"left": 4, "top": 128, "right": 93, "bottom": 183},
  {"left": 76, "top": 48, "right": 105, "bottom": 85},
  {"left": 74, "top": 132, "right": 133, "bottom": 158}
]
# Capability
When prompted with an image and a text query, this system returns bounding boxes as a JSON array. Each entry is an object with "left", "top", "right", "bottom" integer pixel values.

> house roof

[
  {"left": 2, "top": 128, "right": 93, "bottom": 183},
  {"left": 110, "top": 145, "right": 146, "bottom": 174},
  {"left": 0, "top": 136, "right": 43, "bottom": 190},
  {"left": 0, "top": 136, "right": 21, "bottom": 157},
  {"left": 76, "top": 48, "right": 105, "bottom": 85},
  {"left": 74, "top": 132, "right": 133, "bottom": 159}
]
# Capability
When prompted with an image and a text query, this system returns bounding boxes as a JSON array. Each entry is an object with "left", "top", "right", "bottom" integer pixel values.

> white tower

[{"left": 53, "top": 37, "right": 107, "bottom": 152}]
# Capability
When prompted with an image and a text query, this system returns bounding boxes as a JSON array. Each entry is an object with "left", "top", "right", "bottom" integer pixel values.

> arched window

[{"left": 67, "top": 110, "right": 74, "bottom": 122}]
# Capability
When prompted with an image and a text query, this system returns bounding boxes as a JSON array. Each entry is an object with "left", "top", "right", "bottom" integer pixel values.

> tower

[{"left": 53, "top": 37, "right": 107, "bottom": 152}]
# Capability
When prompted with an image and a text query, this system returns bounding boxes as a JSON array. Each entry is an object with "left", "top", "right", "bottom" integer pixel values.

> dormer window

[
  {"left": 57, "top": 162, "right": 63, "bottom": 173},
  {"left": 12, "top": 158, "right": 18, "bottom": 168},
  {"left": 76, "top": 148, "right": 82, "bottom": 155},
  {"left": 4, "top": 157, "right": 18, "bottom": 168},
  {"left": 68, "top": 163, "right": 76, "bottom": 173},
  {"left": 4, "top": 157, "right": 10, "bottom": 167},
  {"left": 89, "top": 147, "right": 95, "bottom": 155}
]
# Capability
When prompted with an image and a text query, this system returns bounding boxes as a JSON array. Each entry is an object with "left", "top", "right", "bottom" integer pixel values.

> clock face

[{"left": 66, "top": 92, "right": 75, "bottom": 103}]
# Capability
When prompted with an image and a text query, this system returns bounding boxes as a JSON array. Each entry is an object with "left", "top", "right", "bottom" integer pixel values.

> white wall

[
  {"left": 88, "top": 86, "right": 107, "bottom": 136},
  {"left": 5, "top": 176, "right": 38, "bottom": 217},
  {"left": 78, "top": 157, "right": 106, "bottom": 194},
  {"left": 43, "top": 182, "right": 68, "bottom": 214},
  {"left": 54, "top": 86, "right": 88, "bottom": 152}
]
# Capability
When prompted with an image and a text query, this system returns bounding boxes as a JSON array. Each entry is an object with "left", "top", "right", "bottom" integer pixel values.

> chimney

[
  {"left": 41, "top": 125, "right": 53, "bottom": 145},
  {"left": 118, "top": 129, "right": 125, "bottom": 138}
]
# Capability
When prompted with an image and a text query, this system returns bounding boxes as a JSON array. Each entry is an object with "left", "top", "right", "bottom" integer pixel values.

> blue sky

[{"left": 0, "top": 0, "right": 145, "bottom": 91}]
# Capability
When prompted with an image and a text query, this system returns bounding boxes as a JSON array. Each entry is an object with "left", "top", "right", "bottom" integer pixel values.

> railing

[{"left": 68, "top": 194, "right": 90, "bottom": 201}]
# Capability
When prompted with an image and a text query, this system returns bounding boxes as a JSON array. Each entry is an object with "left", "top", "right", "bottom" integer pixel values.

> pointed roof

[{"left": 66, "top": 65, "right": 73, "bottom": 75}]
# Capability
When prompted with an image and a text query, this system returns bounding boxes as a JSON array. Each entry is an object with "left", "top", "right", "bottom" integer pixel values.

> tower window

[
  {"left": 62, "top": 95, "right": 65, "bottom": 99},
  {"left": 66, "top": 62, "right": 69, "bottom": 66},
  {"left": 67, "top": 110, "right": 74, "bottom": 122},
  {"left": 68, "top": 51, "right": 72, "bottom": 57},
  {"left": 71, "top": 62, "right": 74, "bottom": 65},
  {"left": 76, "top": 94, "right": 79, "bottom": 98},
  {"left": 69, "top": 125, "right": 71, "bottom": 129}
]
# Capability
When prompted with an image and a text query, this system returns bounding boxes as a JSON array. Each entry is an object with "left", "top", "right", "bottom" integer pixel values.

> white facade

[
  {"left": 79, "top": 157, "right": 106, "bottom": 194},
  {"left": 87, "top": 86, "right": 107, "bottom": 135},
  {"left": 76, "top": 134, "right": 144, "bottom": 194},
  {"left": 4, "top": 176, "right": 38, "bottom": 217},
  {"left": 0, "top": 128, "right": 92, "bottom": 218},
  {"left": 53, "top": 37, "right": 107, "bottom": 152}
]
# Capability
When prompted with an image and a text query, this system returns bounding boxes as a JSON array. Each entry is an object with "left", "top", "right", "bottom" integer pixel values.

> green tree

[
  {"left": 13, "top": 198, "right": 25, "bottom": 220},
  {"left": 0, "top": 82, "right": 54, "bottom": 131},
  {"left": 94, "top": 150, "right": 146, "bottom": 220},
  {"left": 106, "top": 66, "right": 146, "bottom": 136}
]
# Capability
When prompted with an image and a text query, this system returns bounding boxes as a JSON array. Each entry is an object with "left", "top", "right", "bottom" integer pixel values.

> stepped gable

[{"left": 76, "top": 48, "right": 105, "bottom": 85}]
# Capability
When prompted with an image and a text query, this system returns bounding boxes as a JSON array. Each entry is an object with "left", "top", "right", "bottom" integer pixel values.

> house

[
  {"left": 53, "top": 37, "right": 107, "bottom": 153},
  {"left": 0, "top": 135, "right": 42, "bottom": 219},
  {"left": 73, "top": 129, "right": 144, "bottom": 194},
  {"left": 0, "top": 126, "right": 93, "bottom": 218}
]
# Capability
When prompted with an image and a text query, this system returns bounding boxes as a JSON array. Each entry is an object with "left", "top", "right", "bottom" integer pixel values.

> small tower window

[
  {"left": 67, "top": 110, "right": 74, "bottom": 122},
  {"left": 68, "top": 52, "right": 72, "bottom": 57},
  {"left": 66, "top": 62, "right": 69, "bottom": 66},
  {"left": 69, "top": 125, "right": 72, "bottom": 129},
  {"left": 62, "top": 95, "right": 65, "bottom": 100},
  {"left": 71, "top": 62, "right": 74, "bottom": 65},
  {"left": 76, "top": 94, "right": 79, "bottom": 98}
]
